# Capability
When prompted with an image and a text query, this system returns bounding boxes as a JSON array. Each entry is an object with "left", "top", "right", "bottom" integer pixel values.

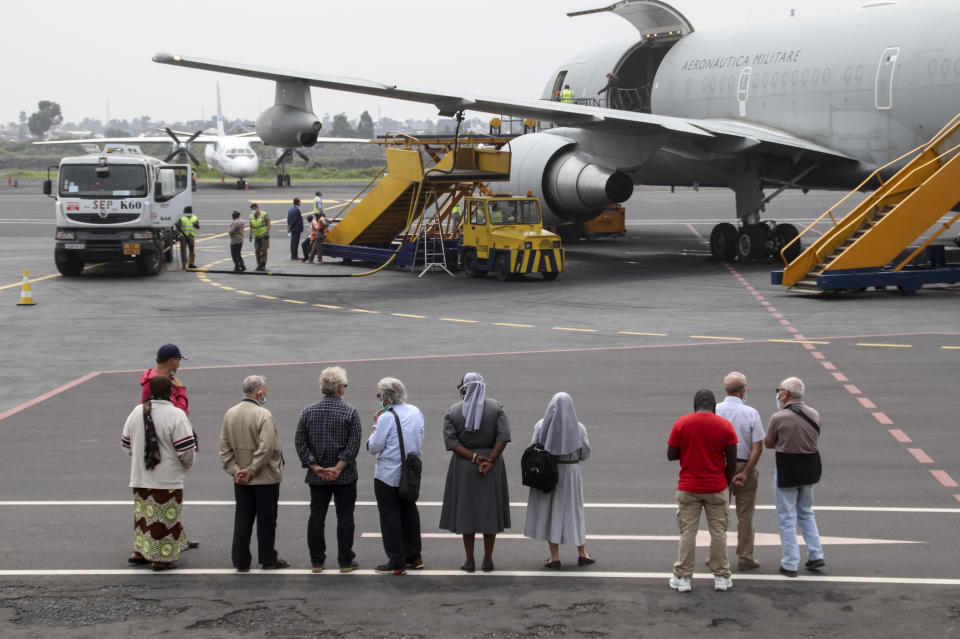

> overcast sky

[{"left": 4, "top": 0, "right": 869, "bottom": 128}]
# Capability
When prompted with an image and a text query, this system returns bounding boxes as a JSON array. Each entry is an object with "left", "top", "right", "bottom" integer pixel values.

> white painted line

[
  {"left": 0, "top": 569, "right": 957, "bottom": 585},
  {"left": 1, "top": 501, "right": 958, "bottom": 513},
  {"left": 359, "top": 531, "right": 919, "bottom": 546}
]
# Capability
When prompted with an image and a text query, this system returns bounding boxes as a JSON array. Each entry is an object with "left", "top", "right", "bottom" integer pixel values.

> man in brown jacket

[{"left": 219, "top": 375, "right": 288, "bottom": 572}]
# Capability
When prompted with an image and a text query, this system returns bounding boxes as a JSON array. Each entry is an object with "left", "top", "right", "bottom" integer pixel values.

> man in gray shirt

[
  {"left": 228, "top": 210, "right": 246, "bottom": 273},
  {"left": 715, "top": 372, "right": 764, "bottom": 571}
]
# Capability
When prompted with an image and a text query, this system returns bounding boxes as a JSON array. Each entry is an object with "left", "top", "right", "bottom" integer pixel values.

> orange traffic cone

[{"left": 17, "top": 269, "right": 35, "bottom": 306}]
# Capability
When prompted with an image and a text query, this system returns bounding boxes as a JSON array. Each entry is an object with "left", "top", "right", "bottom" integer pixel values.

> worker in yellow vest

[
  {"left": 175, "top": 206, "right": 200, "bottom": 269},
  {"left": 248, "top": 203, "right": 271, "bottom": 271},
  {"left": 560, "top": 84, "right": 574, "bottom": 104}
]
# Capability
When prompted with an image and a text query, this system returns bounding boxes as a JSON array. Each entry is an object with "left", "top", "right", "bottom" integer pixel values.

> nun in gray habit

[
  {"left": 523, "top": 392, "right": 595, "bottom": 569},
  {"left": 439, "top": 372, "right": 512, "bottom": 573}
]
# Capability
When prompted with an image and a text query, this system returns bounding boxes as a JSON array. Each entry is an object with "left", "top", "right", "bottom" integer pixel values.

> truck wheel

[
  {"left": 136, "top": 249, "right": 162, "bottom": 276},
  {"left": 494, "top": 254, "right": 510, "bottom": 281},
  {"left": 55, "top": 253, "right": 84, "bottom": 276},
  {"left": 462, "top": 251, "right": 484, "bottom": 278},
  {"left": 541, "top": 270, "right": 559, "bottom": 281},
  {"left": 163, "top": 241, "right": 174, "bottom": 264}
]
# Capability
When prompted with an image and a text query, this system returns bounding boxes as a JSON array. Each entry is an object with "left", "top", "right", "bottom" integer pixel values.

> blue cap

[{"left": 156, "top": 344, "right": 186, "bottom": 361}]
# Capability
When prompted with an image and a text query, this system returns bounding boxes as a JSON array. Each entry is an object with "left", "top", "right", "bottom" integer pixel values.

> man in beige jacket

[{"left": 219, "top": 375, "right": 288, "bottom": 572}]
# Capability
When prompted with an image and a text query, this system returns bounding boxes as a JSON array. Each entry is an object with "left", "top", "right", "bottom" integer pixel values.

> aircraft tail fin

[{"left": 216, "top": 82, "right": 225, "bottom": 137}]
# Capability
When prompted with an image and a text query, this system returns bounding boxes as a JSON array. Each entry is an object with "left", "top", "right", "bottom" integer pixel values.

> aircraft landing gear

[
  {"left": 276, "top": 174, "right": 291, "bottom": 187},
  {"left": 709, "top": 221, "right": 802, "bottom": 262},
  {"left": 236, "top": 179, "right": 246, "bottom": 190}
]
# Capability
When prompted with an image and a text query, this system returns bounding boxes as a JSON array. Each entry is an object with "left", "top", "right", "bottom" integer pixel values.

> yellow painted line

[
  {"left": 392, "top": 313, "right": 426, "bottom": 319},
  {"left": 494, "top": 322, "right": 534, "bottom": 328},
  {"left": 943, "top": 346, "right": 960, "bottom": 350},
  {"left": 283, "top": 299, "right": 307, "bottom": 305},
  {"left": 553, "top": 327, "right": 598, "bottom": 333},
  {"left": 235, "top": 290, "right": 255, "bottom": 296},
  {"left": 856, "top": 343, "right": 912, "bottom": 348},
  {"left": 440, "top": 317, "right": 478, "bottom": 324},
  {"left": 257, "top": 294, "right": 278, "bottom": 300},
  {"left": 768, "top": 339, "right": 830, "bottom": 345},
  {"left": 618, "top": 331, "right": 668, "bottom": 337},
  {"left": 352, "top": 308, "right": 381, "bottom": 314},
  {"left": 195, "top": 232, "right": 228, "bottom": 242},
  {"left": 313, "top": 303, "right": 341, "bottom": 309},
  {"left": 220, "top": 286, "right": 235, "bottom": 291},
  {"left": 689, "top": 335, "right": 744, "bottom": 341},
  {"left": 0, "top": 272, "right": 61, "bottom": 290}
]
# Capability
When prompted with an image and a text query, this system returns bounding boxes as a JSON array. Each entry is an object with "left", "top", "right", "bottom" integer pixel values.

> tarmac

[{"left": 0, "top": 178, "right": 958, "bottom": 638}]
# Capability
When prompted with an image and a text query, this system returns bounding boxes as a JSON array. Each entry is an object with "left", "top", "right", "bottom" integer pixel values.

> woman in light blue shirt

[{"left": 366, "top": 377, "right": 425, "bottom": 575}]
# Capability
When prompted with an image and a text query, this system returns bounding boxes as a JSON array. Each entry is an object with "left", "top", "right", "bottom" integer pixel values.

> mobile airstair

[
  {"left": 323, "top": 133, "right": 512, "bottom": 271},
  {"left": 772, "top": 114, "right": 960, "bottom": 293}
]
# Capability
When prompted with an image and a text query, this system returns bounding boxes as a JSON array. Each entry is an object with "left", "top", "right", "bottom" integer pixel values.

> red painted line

[
  {"left": 787, "top": 327, "right": 799, "bottom": 333},
  {"left": 832, "top": 372, "right": 849, "bottom": 382},
  {"left": 857, "top": 397, "right": 877, "bottom": 409},
  {"left": 872, "top": 412, "right": 894, "bottom": 425},
  {"left": 889, "top": 429, "right": 912, "bottom": 443},
  {"left": 844, "top": 384, "right": 861, "bottom": 394},
  {"left": 811, "top": 352, "right": 826, "bottom": 360},
  {"left": 0, "top": 371, "right": 101, "bottom": 422},
  {"left": 779, "top": 319, "right": 791, "bottom": 326},
  {"left": 756, "top": 295, "right": 766, "bottom": 301},
  {"left": 930, "top": 470, "right": 958, "bottom": 488},
  {"left": 762, "top": 302, "right": 773, "bottom": 307},
  {"left": 772, "top": 312, "right": 784, "bottom": 318},
  {"left": 955, "top": 495, "right": 960, "bottom": 504},
  {"left": 908, "top": 448, "right": 934, "bottom": 464},
  {"left": 802, "top": 343, "right": 816, "bottom": 351},
  {"left": 821, "top": 361, "right": 837, "bottom": 370}
]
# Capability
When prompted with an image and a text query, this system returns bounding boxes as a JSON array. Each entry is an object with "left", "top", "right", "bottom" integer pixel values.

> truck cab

[
  {"left": 47, "top": 151, "right": 192, "bottom": 276},
  {"left": 459, "top": 195, "right": 564, "bottom": 280}
]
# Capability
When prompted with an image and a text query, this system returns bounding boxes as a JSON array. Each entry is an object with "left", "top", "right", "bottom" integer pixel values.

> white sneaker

[
  {"left": 669, "top": 576, "right": 692, "bottom": 592},
  {"left": 714, "top": 575, "right": 733, "bottom": 591}
]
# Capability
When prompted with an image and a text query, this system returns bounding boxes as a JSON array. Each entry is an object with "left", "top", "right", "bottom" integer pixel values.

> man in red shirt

[{"left": 667, "top": 389, "right": 738, "bottom": 592}]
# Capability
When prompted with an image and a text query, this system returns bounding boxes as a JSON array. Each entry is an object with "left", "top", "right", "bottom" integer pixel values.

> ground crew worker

[
  {"left": 451, "top": 202, "right": 462, "bottom": 230},
  {"left": 176, "top": 206, "right": 199, "bottom": 269},
  {"left": 249, "top": 203, "right": 271, "bottom": 271},
  {"left": 307, "top": 211, "right": 329, "bottom": 264},
  {"left": 314, "top": 191, "right": 324, "bottom": 217},
  {"left": 561, "top": 84, "right": 574, "bottom": 104}
]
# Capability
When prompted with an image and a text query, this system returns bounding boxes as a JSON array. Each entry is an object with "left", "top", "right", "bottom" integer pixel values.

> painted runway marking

[
  {"left": 350, "top": 308, "right": 380, "bottom": 314},
  {"left": 832, "top": 372, "right": 849, "bottom": 382},
  {"left": 857, "top": 343, "right": 912, "bottom": 348},
  {"left": 440, "top": 317, "right": 478, "bottom": 324},
  {"left": 821, "top": 361, "right": 837, "bottom": 370},
  {"left": 857, "top": 397, "right": 877, "bottom": 409},
  {"left": 313, "top": 303, "right": 341, "bottom": 309},
  {"left": 494, "top": 322, "right": 534, "bottom": 328},
  {"left": 0, "top": 371, "right": 101, "bottom": 422},
  {"left": 889, "top": 429, "right": 913, "bottom": 443},
  {"left": 689, "top": 335, "right": 743, "bottom": 341},
  {"left": 931, "top": 470, "right": 959, "bottom": 487},
  {"left": 0, "top": 568, "right": 956, "bottom": 585},
  {"left": 872, "top": 412, "right": 894, "bottom": 425},
  {"left": 619, "top": 331, "right": 668, "bottom": 336},
  {"left": 908, "top": 448, "right": 934, "bottom": 464},
  {"left": 392, "top": 313, "right": 426, "bottom": 319},
  {"left": 553, "top": 327, "right": 598, "bottom": 333},
  {"left": 844, "top": 384, "right": 862, "bottom": 394},
  {"left": 811, "top": 351, "right": 826, "bottom": 360}
]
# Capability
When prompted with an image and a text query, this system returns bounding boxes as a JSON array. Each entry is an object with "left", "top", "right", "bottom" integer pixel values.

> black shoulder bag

[
  {"left": 775, "top": 405, "right": 823, "bottom": 488},
  {"left": 389, "top": 408, "right": 422, "bottom": 503}
]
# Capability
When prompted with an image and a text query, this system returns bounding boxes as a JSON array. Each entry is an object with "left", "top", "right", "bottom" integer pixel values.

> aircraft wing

[
  {"left": 33, "top": 136, "right": 183, "bottom": 146},
  {"left": 152, "top": 53, "right": 856, "bottom": 163}
]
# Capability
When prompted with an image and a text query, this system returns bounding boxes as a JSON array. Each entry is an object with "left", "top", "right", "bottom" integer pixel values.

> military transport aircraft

[{"left": 153, "top": 0, "right": 960, "bottom": 258}]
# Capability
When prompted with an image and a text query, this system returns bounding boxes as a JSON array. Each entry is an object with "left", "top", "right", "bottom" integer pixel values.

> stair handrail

[
  {"left": 779, "top": 111, "right": 960, "bottom": 265},
  {"left": 329, "top": 165, "right": 387, "bottom": 223}
]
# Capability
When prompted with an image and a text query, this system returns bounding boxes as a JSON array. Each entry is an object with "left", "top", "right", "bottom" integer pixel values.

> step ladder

[
  {"left": 413, "top": 189, "right": 454, "bottom": 278},
  {"left": 774, "top": 113, "right": 960, "bottom": 292}
]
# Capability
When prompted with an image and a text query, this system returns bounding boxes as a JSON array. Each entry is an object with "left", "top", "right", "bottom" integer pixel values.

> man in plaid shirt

[{"left": 294, "top": 366, "right": 362, "bottom": 573}]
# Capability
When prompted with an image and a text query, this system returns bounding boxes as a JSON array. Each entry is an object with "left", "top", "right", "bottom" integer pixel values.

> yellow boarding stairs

[
  {"left": 774, "top": 114, "right": 960, "bottom": 293},
  {"left": 325, "top": 133, "right": 511, "bottom": 251}
]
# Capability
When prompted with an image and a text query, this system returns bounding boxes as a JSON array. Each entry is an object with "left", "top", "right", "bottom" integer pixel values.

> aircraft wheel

[
  {"left": 494, "top": 254, "right": 510, "bottom": 281},
  {"left": 236, "top": 180, "right": 244, "bottom": 189},
  {"left": 277, "top": 175, "right": 284, "bottom": 187},
  {"left": 709, "top": 223, "right": 737, "bottom": 261},
  {"left": 774, "top": 223, "right": 801, "bottom": 262},
  {"left": 284, "top": 175, "right": 291, "bottom": 187},
  {"left": 462, "top": 250, "right": 484, "bottom": 278},
  {"left": 737, "top": 224, "right": 768, "bottom": 260}
]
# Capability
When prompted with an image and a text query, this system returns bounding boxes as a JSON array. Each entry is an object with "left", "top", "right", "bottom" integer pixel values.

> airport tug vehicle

[
  {"left": 45, "top": 148, "right": 192, "bottom": 276},
  {"left": 459, "top": 195, "right": 563, "bottom": 281}
]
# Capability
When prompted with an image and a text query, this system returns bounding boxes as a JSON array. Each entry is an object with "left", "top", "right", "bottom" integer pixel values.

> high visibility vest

[
  {"left": 452, "top": 204, "right": 461, "bottom": 215},
  {"left": 313, "top": 196, "right": 323, "bottom": 214},
  {"left": 309, "top": 220, "right": 318, "bottom": 241},
  {"left": 249, "top": 211, "right": 269, "bottom": 238},
  {"left": 178, "top": 214, "right": 198, "bottom": 237},
  {"left": 561, "top": 89, "right": 574, "bottom": 103}
]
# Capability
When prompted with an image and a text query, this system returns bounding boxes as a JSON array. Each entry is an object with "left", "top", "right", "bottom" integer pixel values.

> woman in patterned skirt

[{"left": 122, "top": 374, "right": 196, "bottom": 570}]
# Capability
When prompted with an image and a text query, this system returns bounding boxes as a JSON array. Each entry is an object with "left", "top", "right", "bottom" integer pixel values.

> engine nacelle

[
  {"left": 255, "top": 104, "right": 322, "bottom": 148},
  {"left": 503, "top": 132, "right": 633, "bottom": 224}
]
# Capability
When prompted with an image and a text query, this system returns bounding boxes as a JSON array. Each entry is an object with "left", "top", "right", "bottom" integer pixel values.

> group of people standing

[
  {"left": 223, "top": 193, "right": 330, "bottom": 273},
  {"left": 123, "top": 347, "right": 823, "bottom": 585}
]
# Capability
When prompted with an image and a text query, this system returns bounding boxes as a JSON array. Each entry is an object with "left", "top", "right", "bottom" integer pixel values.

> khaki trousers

[
  {"left": 254, "top": 236, "right": 269, "bottom": 267},
  {"left": 674, "top": 489, "right": 730, "bottom": 579},
  {"left": 730, "top": 461, "right": 758, "bottom": 561},
  {"left": 179, "top": 236, "right": 195, "bottom": 266}
]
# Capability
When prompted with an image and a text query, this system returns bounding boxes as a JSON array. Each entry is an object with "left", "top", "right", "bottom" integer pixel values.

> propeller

[
  {"left": 163, "top": 127, "right": 202, "bottom": 165},
  {"left": 275, "top": 148, "right": 310, "bottom": 166}
]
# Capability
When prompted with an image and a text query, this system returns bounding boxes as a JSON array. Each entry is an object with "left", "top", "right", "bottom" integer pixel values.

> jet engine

[
  {"left": 503, "top": 132, "right": 633, "bottom": 225},
  {"left": 255, "top": 104, "right": 322, "bottom": 148}
]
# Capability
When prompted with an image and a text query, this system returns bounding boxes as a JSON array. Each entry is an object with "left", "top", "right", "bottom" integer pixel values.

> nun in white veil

[
  {"left": 523, "top": 392, "right": 594, "bottom": 569},
  {"left": 439, "top": 372, "right": 512, "bottom": 572}
]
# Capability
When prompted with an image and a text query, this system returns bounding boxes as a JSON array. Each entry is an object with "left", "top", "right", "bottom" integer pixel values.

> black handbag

[
  {"left": 520, "top": 442, "right": 558, "bottom": 492},
  {"left": 389, "top": 408, "right": 422, "bottom": 503},
  {"left": 775, "top": 405, "right": 823, "bottom": 488}
]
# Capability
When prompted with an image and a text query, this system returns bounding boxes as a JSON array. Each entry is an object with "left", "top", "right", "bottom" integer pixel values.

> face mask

[
  {"left": 258, "top": 393, "right": 267, "bottom": 406},
  {"left": 775, "top": 392, "right": 783, "bottom": 410},
  {"left": 378, "top": 400, "right": 386, "bottom": 410}
]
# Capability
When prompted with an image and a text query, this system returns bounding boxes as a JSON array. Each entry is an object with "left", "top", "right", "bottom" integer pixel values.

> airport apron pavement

[{"left": 0, "top": 181, "right": 958, "bottom": 637}]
